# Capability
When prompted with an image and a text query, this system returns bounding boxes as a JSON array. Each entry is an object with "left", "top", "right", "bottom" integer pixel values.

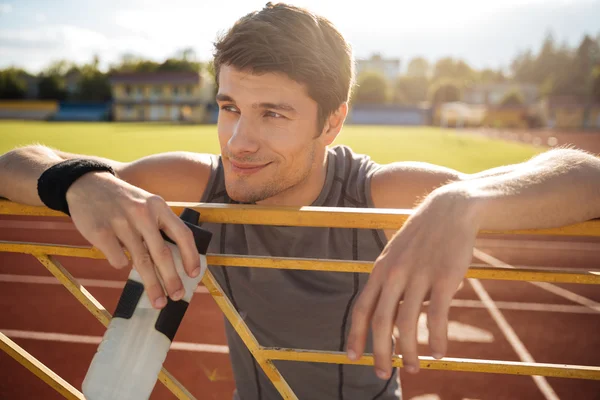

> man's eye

[
  {"left": 221, "top": 105, "right": 239, "bottom": 113},
  {"left": 265, "top": 111, "right": 284, "bottom": 119}
]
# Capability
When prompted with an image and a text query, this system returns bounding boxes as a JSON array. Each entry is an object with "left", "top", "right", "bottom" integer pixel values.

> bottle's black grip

[
  {"left": 112, "top": 281, "right": 189, "bottom": 342},
  {"left": 112, "top": 208, "right": 212, "bottom": 342},
  {"left": 160, "top": 208, "right": 213, "bottom": 255},
  {"left": 113, "top": 280, "right": 144, "bottom": 320},
  {"left": 155, "top": 299, "right": 189, "bottom": 342}
]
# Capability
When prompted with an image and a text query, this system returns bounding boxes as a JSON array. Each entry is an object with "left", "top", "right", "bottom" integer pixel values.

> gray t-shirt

[{"left": 199, "top": 145, "right": 401, "bottom": 400}]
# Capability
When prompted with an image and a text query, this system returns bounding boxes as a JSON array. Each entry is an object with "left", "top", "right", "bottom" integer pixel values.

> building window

[
  {"left": 124, "top": 85, "right": 132, "bottom": 96},
  {"left": 153, "top": 86, "right": 162, "bottom": 96},
  {"left": 186, "top": 86, "right": 193, "bottom": 96},
  {"left": 172, "top": 86, "right": 179, "bottom": 97},
  {"left": 136, "top": 87, "right": 143, "bottom": 97}
]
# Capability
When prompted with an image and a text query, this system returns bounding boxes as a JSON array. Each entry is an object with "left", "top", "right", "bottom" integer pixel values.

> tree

[
  {"left": 353, "top": 72, "right": 388, "bottom": 104},
  {"left": 110, "top": 51, "right": 203, "bottom": 74},
  {"left": 178, "top": 47, "right": 197, "bottom": 62},
  {"left": 157, "top": 58, "right": 202, "bottom": 73},
  {"left": 511, "top": 50, "right": 537, "bottom": 83},
  {"left": 533, "top": 32, "right": 558, "bottom": 85},
  {"left": 393, "top": 76, "right": 429, "bottom": 105},
  {"left": 432, "top": 57, "right": 474, "bottom": 84},
  {"left": 44, "top": 59, "right": 75, "bottom": 77},
  {"left": 37, "top": 74, "right": 67, "bottom": 100},
  {"left": 429, "top": 80, "right": 461, "bottom": 105},
  {"left": 75, "top": 68, "right": 112, "bottom": 102},
  {"left": 570, "top": 35, "right": 600, "bottom": 96},
  {"left": 593, "top": 67, "right": 600, "bottom": 102},
  {"left": 499, "top": 89, "right": 525, "bottom": 106},
  {"left": 406, "top": 57, "right": 429, "bottom": 77},
  {"left": 478, "top": 68, "right": 506, "bottom": 83},
  {"left": 109, "top": 54, "right": 161, "bottom": 73},
  {"left": 0, "top": 69, "right": 27, "bottom": 99}
]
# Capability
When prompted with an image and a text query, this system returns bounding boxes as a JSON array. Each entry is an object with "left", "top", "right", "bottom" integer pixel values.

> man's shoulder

[
  {"left": 328, "top": 144, "right": 370, "bottom": 160},
  {"left": 370, "top": 160, "right": 463, "bottom": 209},
  {"left": 117, "top": 151, "right": 218, "bottom": 202},
  {"left": 327, "top": 144, "right": 379, "bottom": 173}
]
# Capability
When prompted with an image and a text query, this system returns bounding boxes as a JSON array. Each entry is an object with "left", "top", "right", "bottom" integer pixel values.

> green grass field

[{"left": 0, "top": 121, "right": 544, "bottom": 173}]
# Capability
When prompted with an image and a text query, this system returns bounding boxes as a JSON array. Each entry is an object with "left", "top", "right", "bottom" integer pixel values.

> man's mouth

[{"left": 229, "top": 160, "right": 271, "bottom": 175}]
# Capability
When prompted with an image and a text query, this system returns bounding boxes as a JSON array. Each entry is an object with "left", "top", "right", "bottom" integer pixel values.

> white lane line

[
  {"left": 0, "top": 329, "right": 229, "bottom": 354},
  {"left": 468, "top": 278, "right": 559, "bottom": 400},
  {"left": 0, "top": 274, "right": 209, "bottom": 293},
  {"left": 473, "top": 249, "right": 600, "bottom": 313},
  {"left": 450, "top": 299, "right": 595, "bottom": 314},
  {"left": 2, "top": 274, "right": 593, "bottom": 314}
]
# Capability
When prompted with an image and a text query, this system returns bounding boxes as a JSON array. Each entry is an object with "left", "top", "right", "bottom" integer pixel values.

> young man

[{"left": 1, "top": 3, "right": 599, "bottom": 399}]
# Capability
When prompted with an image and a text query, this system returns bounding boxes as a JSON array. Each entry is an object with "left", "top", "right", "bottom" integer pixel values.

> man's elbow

[{"left": 532, "top": 147, "right": 599, "bottom": 167}]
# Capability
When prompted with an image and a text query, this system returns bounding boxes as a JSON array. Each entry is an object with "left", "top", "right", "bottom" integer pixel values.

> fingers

[
  {"left": 347, "top": 266, "right": 384, "bottom": 361},
  {"left": 395, "top": 278, "right": 429, "bottom": 374},
  {"left": 158, "top": 204, "right": 201, "bottom": 278},
  {"left": 426, "top": 281, "right": 454, "bottom": 360},
  {"left": 137, "top": 219, "right": 185, "bottom": 302},
  {"left": 115, "top": 221, "right": 167, "bottom": 309},
  {"left": 370, "top": 273, "right": 407, "bottom": 380},
  {"left": 90, "top": 228, "right": 129, "bottom": 269}
]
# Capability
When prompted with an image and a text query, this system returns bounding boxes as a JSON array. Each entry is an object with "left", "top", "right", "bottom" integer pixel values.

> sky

[{"left": 0, "top": 0, "right": 599, "bottom": 74}]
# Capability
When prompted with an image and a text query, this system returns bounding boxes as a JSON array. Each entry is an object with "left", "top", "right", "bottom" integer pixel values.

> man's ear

[{"left": 321, "top": 102, "right": 348, "bottom": 145}]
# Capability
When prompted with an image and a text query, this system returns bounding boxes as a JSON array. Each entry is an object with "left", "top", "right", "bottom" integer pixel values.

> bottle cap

[{"left": 160, "top": 208, "right": 213, "bottom": 255}]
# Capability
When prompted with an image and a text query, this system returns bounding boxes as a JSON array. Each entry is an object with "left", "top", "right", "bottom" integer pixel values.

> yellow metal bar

[
  {"left": 34, "top": 254, "right": 111, "bottom": 325},
  {"left": 29, "top": 254, "right": 196, "bottom": 400},
  {"left": 260, "top": 348, "right": 600, "bottom": 380},
  {"left": 0, "top": 242, "right": 105, "bottom": 259},
  {"left": 2, "top": 242, "right": 598, "bottom": 285},
  {"left": 201, "top": 270, "right": 298, "bottom": 399},
  {"left": 208, "top": 254, "right": 600, "bottom": 285},
  {"left": 1, "top": 200, "right": 599, "bottom": 236},
  {"left": 0, "top": 331, "right": 85, "bottom": 400}
]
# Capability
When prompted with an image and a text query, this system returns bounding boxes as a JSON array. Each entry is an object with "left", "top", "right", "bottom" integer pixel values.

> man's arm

[
  {"left": 442, "top": 148, "right": 600, "bottom": 230},
  {"left": 0, "top": 145, "right": 211, "bottom": 204},
  {"left": 0, "top": 145, "right": 214, "bottom": 309},
  {"left": 350, "top": 147, "right": 600, "bottom": 379}
]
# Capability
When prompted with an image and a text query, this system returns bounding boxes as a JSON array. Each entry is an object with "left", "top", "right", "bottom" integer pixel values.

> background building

[
  {"left": 109, "top": 71, "right": 215, "bottom": 123},
  {"left": 356, "top": 53, "right": 401, "bottom": 82}
]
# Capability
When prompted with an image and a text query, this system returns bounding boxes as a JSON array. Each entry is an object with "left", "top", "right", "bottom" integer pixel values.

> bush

[
  {"left": 0, "top": 70, "right": 27, "bottom": 99},
  {"left": 500, "top": 89, "right": 525, "bottom": 106},
  {"left": 393, "top": 76, "right": 429, "bottom": 105},
  {"left": 429, "top": 80, "right": 461, "bottom": 105},
  {"left": 38, "top": 74, "right": 68, "bottom": 101},
  {"left": 353, "top": 71, "right": 388, "bottom": 104}
]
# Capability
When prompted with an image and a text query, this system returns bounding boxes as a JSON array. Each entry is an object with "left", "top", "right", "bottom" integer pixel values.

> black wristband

[{"left": 37, "top": 159, "right": 116, "bottom": 216}]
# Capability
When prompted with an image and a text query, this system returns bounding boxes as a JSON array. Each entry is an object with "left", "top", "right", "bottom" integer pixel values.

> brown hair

[{"left": 212, "top": 2, "right": 355, "bottom": 130}]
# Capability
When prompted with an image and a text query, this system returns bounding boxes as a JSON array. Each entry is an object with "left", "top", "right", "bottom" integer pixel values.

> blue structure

[
  {"left": 347, "top": 104, "right": 431, "bottom": 126},
  {"left": 52, "top": 102, "right": 112, "bottom": 122}
]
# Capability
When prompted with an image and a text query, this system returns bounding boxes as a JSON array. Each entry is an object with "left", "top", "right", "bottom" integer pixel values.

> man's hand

[
  {"left": 66, "top": 171, "right": 201, "bottom": 309},
  {"left": 346, "top": 187, "right": 481, "bottom": 379}
]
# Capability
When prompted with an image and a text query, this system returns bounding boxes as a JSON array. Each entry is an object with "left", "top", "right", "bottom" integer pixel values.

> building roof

[{"left": 109, "top": 71, "right": 201, "bottom": 85}]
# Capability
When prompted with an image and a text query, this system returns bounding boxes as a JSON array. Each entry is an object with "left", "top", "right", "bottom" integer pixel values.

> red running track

[{"left": 1, "top": 215, "right": 599, "bottom": 400}]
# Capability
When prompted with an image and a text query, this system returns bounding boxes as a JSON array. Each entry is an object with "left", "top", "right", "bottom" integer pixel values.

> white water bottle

[{"left": 82, "top": 208, "right": 212, "bottom": 400}]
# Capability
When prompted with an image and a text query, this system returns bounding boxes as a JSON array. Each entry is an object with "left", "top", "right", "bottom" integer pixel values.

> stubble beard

[{"left": 226, "top": 144, "right": 317, "bottom": 204}]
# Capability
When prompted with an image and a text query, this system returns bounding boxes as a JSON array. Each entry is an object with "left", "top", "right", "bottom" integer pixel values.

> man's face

[{"left": 216, "top": 65, "right": 325, "bottom": 204}]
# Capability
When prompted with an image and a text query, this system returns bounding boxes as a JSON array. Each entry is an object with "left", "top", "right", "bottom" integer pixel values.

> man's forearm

[
  {"left": 0, "top": 145, "right": 123, "bottom": 206},
  {"left": 435, "top": 148, "right": 600, "bottom": 231},
  {"left": 0, "top": 145, "right": 67, "bottom": 205}
]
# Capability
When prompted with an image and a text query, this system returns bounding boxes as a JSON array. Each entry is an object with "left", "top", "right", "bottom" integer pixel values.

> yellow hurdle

[{"left": 1, "top": 200, "right": 599, "bottom": 399}]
